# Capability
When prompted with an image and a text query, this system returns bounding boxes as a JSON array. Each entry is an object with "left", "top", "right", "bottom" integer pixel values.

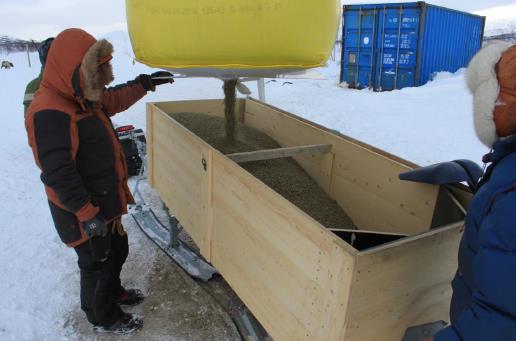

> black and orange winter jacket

[{"left": 25, "top": 28, "right": 154, "bottom": 247}]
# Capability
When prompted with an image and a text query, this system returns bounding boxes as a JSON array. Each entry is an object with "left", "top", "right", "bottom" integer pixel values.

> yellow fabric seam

[{"left": 134, "top": 58, "right": 326, "bottom": 70}]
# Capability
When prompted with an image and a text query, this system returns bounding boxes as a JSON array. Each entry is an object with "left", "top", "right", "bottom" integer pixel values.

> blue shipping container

[{"left": 340, "top": 2, "right": 485, "bottom": 91}]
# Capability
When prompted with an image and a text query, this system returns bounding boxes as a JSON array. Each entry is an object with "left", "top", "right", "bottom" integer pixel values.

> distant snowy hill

[{"left": 475, "top": 5, "right": 516, "bottom": 36}]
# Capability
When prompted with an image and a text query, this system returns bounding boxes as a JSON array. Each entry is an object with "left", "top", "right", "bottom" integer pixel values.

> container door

[
  {"left": 341, "top": 8, "right": 378, "bottom": 89},
  {"left": 374, "top": 6, "right": 421, "bottom": 91}
]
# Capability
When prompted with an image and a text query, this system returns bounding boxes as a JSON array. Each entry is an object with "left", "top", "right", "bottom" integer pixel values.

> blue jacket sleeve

[{"left": 435, "top": 190, "right": 516, "bottom": 341}]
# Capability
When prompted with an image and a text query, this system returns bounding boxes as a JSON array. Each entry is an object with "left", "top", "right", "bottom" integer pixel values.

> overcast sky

[{"left": 0, "top": 0, "right": 514, "bottom": 40}]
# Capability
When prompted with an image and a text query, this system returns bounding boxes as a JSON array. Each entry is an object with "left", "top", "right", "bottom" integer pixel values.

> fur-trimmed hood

[
  {"left": 466, "top": 41, "right": 515, "bottom": 148},
  {"left": 40, "top": 28, "right": 114, "bottom": 104},
  {"left": 80, "top": 39, "right": 114, "bottom": 102}
]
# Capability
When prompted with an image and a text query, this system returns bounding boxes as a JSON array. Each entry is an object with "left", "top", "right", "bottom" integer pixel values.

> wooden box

[{"left": 146, "top": 99, "right": 469, "bottom": 341}]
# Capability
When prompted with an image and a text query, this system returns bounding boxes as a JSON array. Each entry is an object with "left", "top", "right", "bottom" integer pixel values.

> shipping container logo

[
  {"left": 383, "top": 33, "right": 415, "bottom": 49},
  {"left": 383, "top": 52, "right": 414, "bottom": 66},
  {"left": 388, "top": 15, "right": 419, "bottom": 29}
]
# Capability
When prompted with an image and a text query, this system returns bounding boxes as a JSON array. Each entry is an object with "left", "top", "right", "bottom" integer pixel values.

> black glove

[
  {"left": 151, "top": 71, "right": 174, "bottom": 86},
  {"left": 137, "top": 71, "right": 174, "bottom": 91},
  {"left": 82, "top": 214, "right": 108, "bottom": 238}
]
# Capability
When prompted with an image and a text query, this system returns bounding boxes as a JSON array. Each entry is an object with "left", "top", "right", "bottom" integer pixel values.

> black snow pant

[{"left": 74, "top": 224, "right": 129, "bottom": 327}]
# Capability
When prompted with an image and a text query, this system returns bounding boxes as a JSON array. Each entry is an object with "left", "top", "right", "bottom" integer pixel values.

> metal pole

[
  {"left": 415, "top": 2, "right": 427, "bottom": 86},
  {"left": 169, "top": 216, "right": 180, "bottom": 249},
  {"left": 355, "top": 8, "right": 362, "bottom": 87},
  {"left": 394, "top": 5, "right": 403, "bottom": 90},
  {"left": 368, "top": 9, "right": 377, "bottom": 89},
  {"left": 340, "top": 9, "right": 348, "bottom": 85},
  {"left": 257, "top": 78, "right": 266, "bottom": 102},
  {"left": 377, "top": 6, "right": 387, "bottom": 91},
  {"left": 26, "top": 43, "right": 31, "bottom": 68}
]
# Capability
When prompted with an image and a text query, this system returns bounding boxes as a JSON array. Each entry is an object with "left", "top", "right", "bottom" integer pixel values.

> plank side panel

[
  {"left": 244, "top": 99, "right": 438, "bottom": 234},
  {"left": 344, "top": 223, "right": 464, "bottom": 341},
  {"left": 146, "top": 103, "right": 155, "bottom": 187},
  {"left": 154, "top": 99, "right": 226, "bottom": 118},
  {"left": 331, "top": 173, "right": 433, "bottom": 234},
  {"left": 154, "top": 98, "right": 246, "bottom": 122},
  {"left": 149, "top": 107, "right": 211, "bottom": 259},
  {"left": 211, "top": 152, "right": 355, "bottom": 340}
]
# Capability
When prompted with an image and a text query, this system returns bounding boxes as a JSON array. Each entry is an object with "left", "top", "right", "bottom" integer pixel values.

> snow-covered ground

[{"left": 0, "top": 27, "right": 492, "bottom": 339}]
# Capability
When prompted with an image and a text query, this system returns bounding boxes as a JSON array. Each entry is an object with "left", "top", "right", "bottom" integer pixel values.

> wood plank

[
  {"left": 243, "top": 99, "right": 439, "bottom": 234},
  {"left": 328, "top": 228, "right": 409, "bottom": 236},
  {"left": 226, "top": 144, "right": 331, "bottom": 163},
  {"left": 146, "top": 103, "right": 155, "bottom": 187},
  {"left": 330, "top": 172, "right": 435, "bottom": 234},
  {"left": 211, "top": 151, "right": 356, "bottom": 340},
  {"left": 153, "top": 99, "right": 225, "bottom": 118},
  {"left": 205, "top": 150, "right": 214, "bottom": 260},
  {"left": 148, "top": 104, "right": 212, "bottom": 260},
  {"left": 153, "top": 98, "right": 246, "bottom": 121},
  {"left": 344, "top": 222, "right": 464, "bottom": 341}
]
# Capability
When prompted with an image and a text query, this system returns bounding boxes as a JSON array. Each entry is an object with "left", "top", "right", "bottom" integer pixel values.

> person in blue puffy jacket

[{"left": 434, "top": 42, "right": 516, "bottom": 340}]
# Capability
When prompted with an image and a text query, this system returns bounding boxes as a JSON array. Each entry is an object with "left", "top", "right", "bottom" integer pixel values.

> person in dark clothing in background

[
  {"left": 434, "top": 42, "right": 515, "bottom": 340},
  {"left": 25, "top": 28, "right": 173, "bottom": 334},
  {"left": 23, "top": 37, "right": 54, "bottom": 117}
]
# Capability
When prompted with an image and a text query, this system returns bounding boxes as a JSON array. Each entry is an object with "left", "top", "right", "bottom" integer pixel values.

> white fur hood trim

[{"left": 466, "top": 41, "right": 512, "bottom": 147}]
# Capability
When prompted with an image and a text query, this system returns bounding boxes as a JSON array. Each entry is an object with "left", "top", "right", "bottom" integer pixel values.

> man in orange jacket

[{"left": 25, "top": 28, "right": 173, "bottom": 334}]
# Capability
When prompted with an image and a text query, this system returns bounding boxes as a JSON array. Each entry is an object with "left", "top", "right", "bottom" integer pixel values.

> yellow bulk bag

[{"left": 126, "top": 0, "right": 340, "bottom": 77}]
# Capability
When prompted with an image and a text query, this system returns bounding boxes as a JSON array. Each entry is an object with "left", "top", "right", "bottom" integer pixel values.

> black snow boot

[
  {"left": 93, "top": 313, "right": 143, "bottom": 334},
  {"left": 117, "top": 288, "right": 145, "bottom": 307}
]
